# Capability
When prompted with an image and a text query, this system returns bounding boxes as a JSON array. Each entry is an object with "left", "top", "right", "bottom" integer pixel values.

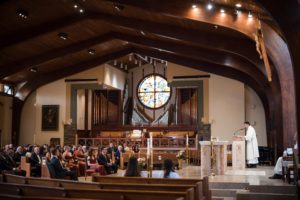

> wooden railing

[{"left": 78, "top": 137, "right": 197, "bottom": 149}]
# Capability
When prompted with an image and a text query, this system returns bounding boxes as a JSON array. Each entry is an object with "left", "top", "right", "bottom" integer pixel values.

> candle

[
  {"left": 150, "top": 134, "right": 153, "bottom": 149},
  {"left": 147, "top": 138, "right": 150, "bottom": 158},
  {"left": 186, "top": 134, "right": 189, "bottom": 146}
]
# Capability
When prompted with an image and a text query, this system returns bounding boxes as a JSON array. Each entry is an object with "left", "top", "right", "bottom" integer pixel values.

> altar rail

[{"left": 78, "top": 137, "right": 197, "bottom": 149}]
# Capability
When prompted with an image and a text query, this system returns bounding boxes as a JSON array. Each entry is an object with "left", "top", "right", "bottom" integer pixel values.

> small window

[{"left": 137, "top": 74, "right": 171, "bottom": 109}]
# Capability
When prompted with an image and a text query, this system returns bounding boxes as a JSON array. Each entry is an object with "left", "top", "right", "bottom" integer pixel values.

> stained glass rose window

[{"left": 137, "top": 75, "right": 171, "bottom": 109}]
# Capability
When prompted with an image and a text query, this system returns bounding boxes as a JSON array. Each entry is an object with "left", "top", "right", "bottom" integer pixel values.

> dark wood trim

[
  {"left": 65, "top": 79, "right": 98, "bottom": 82},
  {"left": 84, "top": 89, "right": 89, "bottom": 131}
]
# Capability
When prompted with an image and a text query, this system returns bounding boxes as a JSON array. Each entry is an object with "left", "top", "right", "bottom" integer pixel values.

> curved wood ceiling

[{"left": 1, "top": 0, "right": 297, "bottom": 152}]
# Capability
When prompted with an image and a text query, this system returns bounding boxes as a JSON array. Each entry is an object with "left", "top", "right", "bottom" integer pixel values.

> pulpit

[
  {"left": 200, "top": 141, "right": 229, "bottom": 176},
  {"left": 232, "top": 136, "right": 245, "bottom": 170}
]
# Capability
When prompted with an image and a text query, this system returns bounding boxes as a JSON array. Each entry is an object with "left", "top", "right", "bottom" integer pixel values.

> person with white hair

[{"left": 13, "top": 146, "right": 24, "bottom": 163}]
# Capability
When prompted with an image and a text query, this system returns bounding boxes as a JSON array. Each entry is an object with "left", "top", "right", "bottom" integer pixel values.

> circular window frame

[{"left": 137, "top": 74, "right": 172, "bottom": 110}]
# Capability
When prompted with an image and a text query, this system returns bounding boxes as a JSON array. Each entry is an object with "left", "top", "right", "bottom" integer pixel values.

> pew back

[
  {"left": 20, "top": 156, "right": 31, "bottom": 177},
  {"left": 0, "top": 182, "right": 192, "bottom": 200}
]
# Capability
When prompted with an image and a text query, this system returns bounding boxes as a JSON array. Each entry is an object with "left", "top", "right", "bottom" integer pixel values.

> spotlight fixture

[
  {"left": 192, "top": 5, "right": 197, "bottom": 9},
  {"left": 16, "top": 9, "right": 28, "bottom": 19},
  {"left": 220, "top": 9, "right": 225, "bottom": 13},
  {"left": 79, "top": 8, "right": 84, "bottom": 13},
  {"left": 235, "top": 3, "right": 242, "bottom": 8},
  {"left": 87, "top": 49, "right": 95, "bottom": 55},
  {"left": 74, "top": 4, "right": 78, "bottom": 8},
  {"left": 58, "top": 32, "right": 68, "bottom": 40},
  {"left": 30, "top": 67, "right": 38, "bottom": 73},
  {"left": 248, "top": 12, "right": 253, "bottom": 18},
  {"left": 114, "top": 4, "right": 125, "bottom": 12},
  {"left": 207, "top": 3, "right": 213, "bottom": 10},
  {"left": 140, "top": 31, "right": 145, "bottom": 36}
]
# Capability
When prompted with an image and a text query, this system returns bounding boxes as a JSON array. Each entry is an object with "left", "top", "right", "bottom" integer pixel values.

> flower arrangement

[
  {"left": 176, "top": 150, "right": 185, "bottom": 160},
  {"left": 138, "top": 157, "right": 146, "bottom": 166}
]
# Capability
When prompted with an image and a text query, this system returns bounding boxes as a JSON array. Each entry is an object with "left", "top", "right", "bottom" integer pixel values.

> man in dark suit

[
  {"left": 97, "top": 147, "right": 118, "bottom": 174},
  {"left": 50, "top": 148, "right": 78, "bottom": 180},
  {"left": 29, "top": 146, "right": 41, "bottom": 176}
]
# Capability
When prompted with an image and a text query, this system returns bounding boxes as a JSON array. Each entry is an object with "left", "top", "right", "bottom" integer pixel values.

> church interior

[{"left": 0, "top": 0, "right": 300, "bottom": 199}]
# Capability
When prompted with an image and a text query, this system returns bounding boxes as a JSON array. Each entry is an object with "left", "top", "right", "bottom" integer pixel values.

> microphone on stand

[{"left": 234, "top": 128, "right": 245, "bottom": 136}]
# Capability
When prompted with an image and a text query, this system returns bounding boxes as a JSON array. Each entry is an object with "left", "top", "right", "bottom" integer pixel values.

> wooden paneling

[
  {"left": 92, "top": 90, "right": 121, "bottom": 129},
  {"left": 178, "top": 88, "right": 198, "bottom": 126}
]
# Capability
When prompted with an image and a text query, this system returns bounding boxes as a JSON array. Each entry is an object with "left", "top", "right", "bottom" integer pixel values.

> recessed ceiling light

[
  {"left": 114, "top": 4, "right": 125, "bottom": 12},
  {"left": 87, "top": 49, "right": 95, "bottom": 55},
  {"left": 79, "top": 9, "right": 84, "bottom": 13},
  {"left": 16, "top": 9, "right": 28, "bottom": 19},
  {"left": 220, "top": 9, "right": 225, "bottom": 13},
  {"left": 207, "top": 3, "right": 213, "bottom": 10},
  {"left": 58, "top": 32, "right": 68, "bottom": 40},
  {"left": 192, "top": 5, "right": 197, "bottom": 9},
  {"left": 74, "top": 4, "right": 78, "bottom": 8},
  {"left": 140, "top": 31, "right": 145, "bottom": 36},
  {"left": 30, "top": 67, "right": 38, "bottom": 73},
  {"left": 235, "top": 3, "right": 242, "bottom": 8}
]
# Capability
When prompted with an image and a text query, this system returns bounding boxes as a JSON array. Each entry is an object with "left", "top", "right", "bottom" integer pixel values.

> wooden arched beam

[
  {"left": 0, "top": 17, "right": 265, "bottom": 78},
  {"left": 257, "top": 0, "right": 299, "bottom": 148}
]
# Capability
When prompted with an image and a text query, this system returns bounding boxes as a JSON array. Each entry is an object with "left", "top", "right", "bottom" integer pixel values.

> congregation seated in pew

[
  {"left": 97, "top": 146, "right": 118, "bottom": 174},
  {"left": 49, "top": 148, "right": 78, "bottom": 180}
]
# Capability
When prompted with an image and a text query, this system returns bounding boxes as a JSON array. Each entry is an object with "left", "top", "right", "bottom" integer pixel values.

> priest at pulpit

[{"left": 244, "top": 122, "right": 259, "bottom": 168}]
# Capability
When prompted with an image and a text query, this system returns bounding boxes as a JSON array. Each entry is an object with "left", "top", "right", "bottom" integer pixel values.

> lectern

[
  {"left": 232, "top": 135, "right": 245, "bottom": 170},
  {"left": 200, "top": 141, "right": 229, "bottom": 176}
]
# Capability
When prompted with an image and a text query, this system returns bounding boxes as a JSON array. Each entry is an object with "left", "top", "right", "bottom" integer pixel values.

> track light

[{"left": 16, "top": 9, "right": 28, "bottom": 19}]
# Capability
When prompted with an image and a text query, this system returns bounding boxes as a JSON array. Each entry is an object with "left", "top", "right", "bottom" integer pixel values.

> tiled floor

[{"left": 80, "top": 165, "right": 290, "bottom": 187}]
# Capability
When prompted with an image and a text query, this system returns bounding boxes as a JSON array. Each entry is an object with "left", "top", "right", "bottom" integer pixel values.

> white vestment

[{"left": 245, "top": 126, "right": 259, "bottom": 164}]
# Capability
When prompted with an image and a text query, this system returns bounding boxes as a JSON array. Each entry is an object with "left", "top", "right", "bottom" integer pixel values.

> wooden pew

[
  {"left": 3, "top": 173, "right": 197, "bottom": 200},
  {"left": 20, "top": 156, "right": 31, "bottom": 177},
  {"left": 0, "top": 182, "right": 192, "bottom": 200},
  {"left": 92, "top": 174, "right": 210, "bottom": 200}
]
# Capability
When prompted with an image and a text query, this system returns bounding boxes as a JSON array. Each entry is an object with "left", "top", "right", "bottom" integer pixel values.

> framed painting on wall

[{"left": 42, "top": 105, "right": 59, "bottom": 131}]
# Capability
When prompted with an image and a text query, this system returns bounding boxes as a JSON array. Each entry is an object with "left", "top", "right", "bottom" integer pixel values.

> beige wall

[
  {"left": 245, "top": 86, "right": 267, "bottom": 146},
  {"left": 0, "top": 96, "right": 12, "bottom": 146},
  {"left": 20, "top": 80, "right": 67, "bottom": 145},
  {"left": 19, "top": 64, "right": 126, "bottom": 145},
  {"left": 209, "top": 74, "right": 245, "bottom": 141},
  {"left": 19, "top": 91, "right": 36, "bottom": 145}
]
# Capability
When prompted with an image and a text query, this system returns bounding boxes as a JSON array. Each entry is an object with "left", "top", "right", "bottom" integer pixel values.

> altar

[{"left": 200, "top": 141, "right": 229, "bottom": 176}]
